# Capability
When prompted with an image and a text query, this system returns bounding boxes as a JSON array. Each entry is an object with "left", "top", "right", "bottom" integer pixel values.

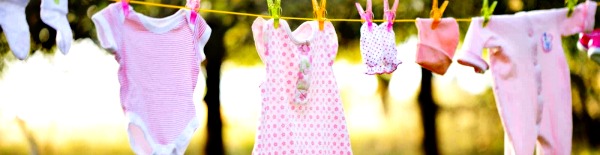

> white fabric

[
  {"left": 41, "top": 0, "right": 72, "bottom": 54},
  {"left": 0, "top": 0, "right": 30, "bottom": 60}
]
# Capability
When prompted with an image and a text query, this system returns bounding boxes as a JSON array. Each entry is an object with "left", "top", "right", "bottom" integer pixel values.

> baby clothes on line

[
  {"left": 41, "top": 0, "right": 73, "bottom": 54},
  {"left": 252, "top": 17, "right": 353, "bottom": 155},
  {"left": 356, "top": 0, "right": 401, "bottom": 75},
  {"left": 415, "top": 18, "right": 459, "bottom": 75},
  {"left": 0, "top": 0, "right": 30, "bottom": 60},
  {"left": 92, "top": 2, "right": 211, "bottom": 154},
  {"left": 577, "top": 29, "right": 600, "bottom": 64},
  {"left": 457, "top": 2, "right": 596, "bottom": 155}
]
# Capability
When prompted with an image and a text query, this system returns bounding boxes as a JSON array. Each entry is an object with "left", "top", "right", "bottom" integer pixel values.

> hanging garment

[
  {"left": 415, "top": 18, "right": 459, "bottom": 75},
  {"left": 251, "top": 17, "right": 353, "bottom": 155},
  {"left": 356, "top": 0, "right": 401, "bottom": 75},
  {"left": 0, "top": 0, "right": 30, "bottom": 60},
  {"left": 577, "top": 29, "right": 600, "bottom": 64},
  {"left": 92, "top": 2, "right": 211, "bottom": 154},
  {"left": 457, "top": 2, "right": 596, "bottom": 155},
  {"left": 40, "top": 0, "right": 73, "bottom": 54}
]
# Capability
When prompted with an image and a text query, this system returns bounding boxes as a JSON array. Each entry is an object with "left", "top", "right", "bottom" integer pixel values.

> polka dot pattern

[
  {"left": 359, "top": 22, "right": 401, "bottom": 75},
  {"left": 251, "top": 18, "right": 353, "bottom": 155}
]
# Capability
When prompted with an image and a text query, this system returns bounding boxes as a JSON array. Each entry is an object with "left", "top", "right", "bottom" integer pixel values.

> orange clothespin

[
  {"left": 267, "top": 0, "right": 282, "bottom": 28},
  {"left": 121, "top": 0, "right": 130, "bottom": 17},
  {"left": 430, "top": 0, "right": 449, "bottom": 29},
  {"left": 186, "top": 0, "right": 201, "bottom": 25},
  {"left": 312, "top": 0, "right": 327, "bottom": 31}
]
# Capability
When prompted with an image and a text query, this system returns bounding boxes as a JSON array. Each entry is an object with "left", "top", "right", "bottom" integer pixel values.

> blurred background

[{"left": 0, "top": 0, "right": 599, "bottom": 154}]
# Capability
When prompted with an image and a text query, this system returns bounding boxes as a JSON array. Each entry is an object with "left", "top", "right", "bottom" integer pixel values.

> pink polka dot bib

[{"left": 251, "top": 17, "right": 353, "bottom": 155}]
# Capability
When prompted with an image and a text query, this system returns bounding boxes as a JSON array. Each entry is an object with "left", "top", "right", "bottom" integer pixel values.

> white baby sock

[
  {"left": 41, "top": 0, "right": 72, "bottom": 54},
  {"left": 0, "top": 0, "right": 31, "bottom": 60}
]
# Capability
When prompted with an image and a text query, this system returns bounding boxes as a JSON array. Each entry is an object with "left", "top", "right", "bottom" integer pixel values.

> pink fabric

[
  {"left": 92, "top": 3, "right": 210, "bottom": 154},
  {"left": 356, "top": 0, "right": 401, "bottom": 75},
  {"left": 578, "top": 29, "right": 600, "bottom": 64},
  {"left": 457, "top": 2, "right": 596, "bottom": 155},
  {"left": 251, "top": 17, "right": 353, "bottom": 155},
  {"left": 415, "top": 18, "right": 459, "bottom": 75}
]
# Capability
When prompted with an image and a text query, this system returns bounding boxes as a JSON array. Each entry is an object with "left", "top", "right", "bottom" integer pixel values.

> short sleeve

[
  {"left": 326, "top": 22, "right": 339, "bottom": 61},
  {"left": 561, "top": 1, "right": 597, "bottom": 36},
  {"left": 252, "top": 17, "right": 268, "bottom": 61},
  {"left": 91, "top": 4, "right": 121, "bottom": 52},
  {"left": 192, "top": 17, "right": 211, "bottom": 62},
  {"left": 457, "top": 18, "right": 492, "bottom": 74}
]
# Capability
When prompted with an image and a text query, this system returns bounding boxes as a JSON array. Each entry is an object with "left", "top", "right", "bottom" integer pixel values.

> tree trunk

[
  {"left": 417, "top": 68, "right": 439, "bottom": 155},
  {"left": 203, "top": 21, "right": 227, "bottom": 155}
]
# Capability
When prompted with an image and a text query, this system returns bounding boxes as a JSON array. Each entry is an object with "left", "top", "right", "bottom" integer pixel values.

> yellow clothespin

[
  {"left": 312, "top": 0, "right": 327, "bottom": 31},
  {"left": 267, "top": 0, "right": 282, "bottom": 28},
  {"left": 430, "top": 0, "right": 449, "bottom": 29},
  {"left": 566, "top": 0, "right": 577, "bottom": 17},
  {"left": 481, "top": 0, "right": 497, "bottom": 27}
]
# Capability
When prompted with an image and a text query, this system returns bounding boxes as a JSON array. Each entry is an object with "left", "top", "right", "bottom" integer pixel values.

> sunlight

[
  {"left": 453, "top": 60, "right": 492, "bottom": 95},
  {"left": 219, "top": 61, "right": 262, "bottom": 130},
  {"left": 333, "top": 60, "right": 383, "bottom": 131},
  {"left": 0, "top": 39, "right": 122, "bottom": 128},
  {"left": 389, "top": 36, "right": 422, "bottom": 102},
  {"left": 0, "top": 39, "right": 208, "bottom": 148}
]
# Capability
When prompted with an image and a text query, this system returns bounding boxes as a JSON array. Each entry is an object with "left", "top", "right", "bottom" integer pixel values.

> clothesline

[
  {"left": 112, "top": 0, "right": 474, "bottom": 22},
  {"left": 112, "top": 0, "right": 599, "bottom": 23}
]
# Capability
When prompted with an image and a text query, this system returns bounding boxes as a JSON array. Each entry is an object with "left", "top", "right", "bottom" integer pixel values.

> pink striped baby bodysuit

[
  {"left": 92, "top": 2, "right": 211, "bottom": 154},
  {"left": 458, "top": 2, "right": 596, "bottom": 155},
  {"left": 252, "top": 17, "right": 353, "bottom": 155}
]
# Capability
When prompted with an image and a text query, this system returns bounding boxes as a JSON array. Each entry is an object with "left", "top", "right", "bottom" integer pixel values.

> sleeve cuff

[{"left": 457, "top": 51, "right": 489, "bottom": 74}]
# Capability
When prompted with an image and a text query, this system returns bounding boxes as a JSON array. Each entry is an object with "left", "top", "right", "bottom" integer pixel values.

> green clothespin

[
  {"left": 54, "top": 0, "right": 59, "bottom": 4},
  {"left": 267, "top": 0, "right": 282, "bottom": 28},
  {"left": 481, "top": 0, "right": 497, "bottom": 27},
  {"left": 566, "top": 0, "right": 577, "bottom": 17}
]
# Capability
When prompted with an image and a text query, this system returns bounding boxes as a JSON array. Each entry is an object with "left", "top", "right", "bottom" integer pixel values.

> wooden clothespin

[
  {"left": 566, "top": 0, "right": 577, "bottom": 17},
  {"left": 121, "top": 0, "right": 130, "bottom": 17},
  {"left": 355, "top": 0, "right": 374, "bottom": 31},
  {"left": 186, "top": 0, "right": 201, "bottom": 25},
  {"left": 384, "top": 0, "right": 399, "bottom": 32},
  {"left": 430, "top": 0, "right": 449, "bottom": 29},
  {"left": 481, "top": 0, "right": 497, "bottom": 27},
  {"left": 267, "top": 0, "right": 282, "bottom": 28},
  {"left": 312, "top": 0, "right": 327, "bottom": 31}
]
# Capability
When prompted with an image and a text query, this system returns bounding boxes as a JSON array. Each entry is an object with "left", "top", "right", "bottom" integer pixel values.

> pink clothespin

[
  {"left": 356, "top": 0, "right": 374, "bottom": 31},
  {"left": 384, "top": 0, "right": 399, "bottom": 32},
  {"left": 187, "top": 0, "right": 201, "bottom": 24},
  {"left": 121, "top": 0, "right": 130, "bottom": 17}
]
